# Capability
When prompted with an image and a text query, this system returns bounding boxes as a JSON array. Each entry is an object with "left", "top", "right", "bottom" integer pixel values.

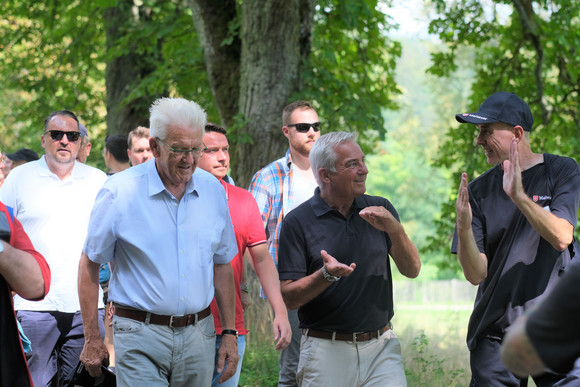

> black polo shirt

[{"left": 278, "top": 188, "right": 397, "bottom": 332}]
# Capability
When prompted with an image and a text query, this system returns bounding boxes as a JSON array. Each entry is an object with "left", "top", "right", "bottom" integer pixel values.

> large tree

[
  {"left": 0, "top": 0, "right": 401, "bottom": 186},
  {"left": 425, "top": 0, "right": 580, "bottom": 272}
]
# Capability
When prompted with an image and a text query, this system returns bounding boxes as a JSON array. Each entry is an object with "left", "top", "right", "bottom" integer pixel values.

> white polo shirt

[{"left": 0, "top": 156, "right": 107, "bottom": 312}]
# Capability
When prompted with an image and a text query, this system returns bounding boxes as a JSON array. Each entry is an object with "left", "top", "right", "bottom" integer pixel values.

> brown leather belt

[
  {"left": 302, "top": 324, "right": 390, "bottom": 343},
  {"left": 114, "top": 305, "right": 211, "bottom": 328}
]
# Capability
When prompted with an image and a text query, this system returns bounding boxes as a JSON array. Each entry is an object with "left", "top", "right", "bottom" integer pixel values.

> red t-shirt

[{"left": 210, "top": 181, "right": 267, "bottom": 335}]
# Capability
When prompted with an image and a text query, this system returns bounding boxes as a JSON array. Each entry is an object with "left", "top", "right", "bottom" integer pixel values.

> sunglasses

[
  {"left": 45, "top": 130, "right": 81, "bottom": 142},
  {"left": 287, "top": 122, "right": 321, "bottom": 133}
]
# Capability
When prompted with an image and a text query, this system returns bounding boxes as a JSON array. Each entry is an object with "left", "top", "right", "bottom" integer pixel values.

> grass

[
  {"left": 238, "top": 280, "right": 537, "bottom": 386},
  {"left": 239, "top": 298, "right": 472, "bottom": 386}
]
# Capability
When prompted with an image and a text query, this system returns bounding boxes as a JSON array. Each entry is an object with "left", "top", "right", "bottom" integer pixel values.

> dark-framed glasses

[
  {"left": 287, "top": 122, "right": 321, "bottom": 133},
  {"left": 156, "top": 138, "right": 204, "bottom": 157},
  {"left": 45, "top": 130, "right": 81, "bottom": 142}
]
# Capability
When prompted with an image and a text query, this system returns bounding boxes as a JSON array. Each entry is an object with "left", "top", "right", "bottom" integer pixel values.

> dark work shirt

[
  {"left": 451, "top": 154, "right": 580, "bottom": 350},
  {"left": 278, "top": 188, "right": 398, "bottom": 332}
]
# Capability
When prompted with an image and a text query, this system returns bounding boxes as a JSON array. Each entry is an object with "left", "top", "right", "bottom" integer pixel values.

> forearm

[
  {"left": 388, "top": 228, "right": 421, "bottom": 278},
  {"left": 214, "top": 263, "right": 236, "bottom": 329},
  {"left": 280, "top": 270, "right": 331, "bottom": 310},
  {"left": 456, "top": 227, "right": 487, "bottom": 285},
  {"left": 252, "top": 251, "right": 288, "bottom": 318},
  {"left": 513, "top": 194, "right": 574, "bottom": 251},
  {"left": 78, "top": 253, "right": 103, "bottom": 340},
  {"left": 0, "top": 241, "right": 45, "bottom": 299}
]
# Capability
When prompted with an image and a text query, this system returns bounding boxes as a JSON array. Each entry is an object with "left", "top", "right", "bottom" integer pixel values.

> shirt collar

[
  {"left": 146, "top": 158, "right": 198, "bottom": 198},
  {"left": 311, "top": 187, "right": 366, "bottom": 218}
]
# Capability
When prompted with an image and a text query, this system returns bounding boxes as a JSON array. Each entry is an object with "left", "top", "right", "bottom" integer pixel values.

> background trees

[
  {"left": 1, "top": 0, "right": 579, "bottom": 276},
  {"left": 0, "top": 0, "right": 400, "bottom": 186}
]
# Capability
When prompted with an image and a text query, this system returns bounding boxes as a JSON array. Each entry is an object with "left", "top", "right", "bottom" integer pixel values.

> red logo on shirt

[{"left": 533, "top": 195, "right": 539, "bottom": 202}]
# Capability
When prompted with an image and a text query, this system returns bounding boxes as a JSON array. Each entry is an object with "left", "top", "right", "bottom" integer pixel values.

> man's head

[
  {"left": 456, "top": 92, "right": 533, "bottom": 165},
  {"left": 282, "top": 101, "right": 321, "bottom": 158},
  {"left": 149, "top": 98, "right": 206, "bottom": 188},
  {"left": 310, "top": 132, "right": 368, "bottom": 200},
  {"left": 104, "top": 134, "right": 130, "bottom": 172},
  {"left": 127, "top": 126, "right": 153, "bottom": 166},
  {"left": 41, "top": 110, "right": 82, "bottom": 165},
  {"left": 3, "top": 149, "right": 39, "bottom": 174},
  {"left": 198, "top": 123, "right": 230, "bottom": 180},
  {"left": 76, "top": 123, "right": 92, "bottom": 163}
]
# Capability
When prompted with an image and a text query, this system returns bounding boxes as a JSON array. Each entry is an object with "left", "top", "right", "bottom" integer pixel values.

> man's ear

[
  {"left": 282, "top": 126, "right": 290, "bottom": 139},
  {"left": 150, "top": 137, "right": 161, "bottom": 158},
  {"left": 513, "top": 125, "right": 525, "bottom": 141},
  {"left": 318, "top": 168, "right": 331, "bottom": 183}
]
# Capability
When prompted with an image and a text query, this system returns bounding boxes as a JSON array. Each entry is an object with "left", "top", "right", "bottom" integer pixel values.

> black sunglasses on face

[
  {"left": 287, "top": 122, "right": 321, "bottom": 133},
  {"left": 45, "top": 130, "right": 81, "bottom": 142}
]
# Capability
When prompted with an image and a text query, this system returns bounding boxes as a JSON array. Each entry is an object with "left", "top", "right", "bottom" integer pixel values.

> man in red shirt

[
  {"left": 199, "top": 123, "right": 291, "bottom": 387},
  {"left": 0, "top": 201, "right": 51, "bottom": 387}
]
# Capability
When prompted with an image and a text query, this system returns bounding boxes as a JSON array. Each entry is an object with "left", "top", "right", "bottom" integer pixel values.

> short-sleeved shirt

[
  {"left": 210, "top": 180, "right": 267, "bottom": 335},
  {"left": 249, "top": 150, "right": 293, "bottom": 267},
  {"left": 526, "top": 259, "right": 580, "bottom": 374},
  {"left": 83, "top": 161, "right": 237, "bottom": 316},
  {"left": 451, "top": 154, "right": 580, "bottom": 350},
  {"left": 0, "top": 156, "right": 107, "bottom": 312},
  {"left": 278, "top": 188, "right": 397, "bottom": 332},
  {"left": 0, "top": 202, "right": 50, "bottom": 387}
]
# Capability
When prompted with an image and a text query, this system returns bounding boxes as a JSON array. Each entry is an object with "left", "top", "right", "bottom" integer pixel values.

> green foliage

[
  {"left": 0, "top": 0, "right": 107, "bottom": 157},
  {"left": 299, "top": 0, "right": 402, "bottom": 154},
  {"left": 238, "top": 339, "right": 279, "bottom": 387},
  {"left": 425, "top": 0, "right": 580, "bottom": 271}
]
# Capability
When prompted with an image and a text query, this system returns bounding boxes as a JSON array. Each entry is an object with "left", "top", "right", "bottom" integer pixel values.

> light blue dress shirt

[{"left": 83, "top": 160, "right": 237, "bottom": 316}]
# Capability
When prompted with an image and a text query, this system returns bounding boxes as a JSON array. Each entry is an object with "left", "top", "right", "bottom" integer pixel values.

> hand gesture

[
  {"left": 359, "top": 206, "right": 400, "bottom": 233},
  {"left": 321, "top": 250, "right": 356, "bottom": 277},
  {"left": 456, "top": 172, "right": 472, "bottom": 232},
  {"left": 502, "top": 137, "right": 524, "bottom": 201}
]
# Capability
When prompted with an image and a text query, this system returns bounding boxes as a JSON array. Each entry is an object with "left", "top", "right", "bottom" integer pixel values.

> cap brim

[{"left": 455, "top": 113, "right": 497, "bottom": 125}]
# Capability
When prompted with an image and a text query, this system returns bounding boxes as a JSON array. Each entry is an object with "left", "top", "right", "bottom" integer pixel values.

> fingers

[{"left": 273, "top": 320, "right": 292, "bottom": 351}]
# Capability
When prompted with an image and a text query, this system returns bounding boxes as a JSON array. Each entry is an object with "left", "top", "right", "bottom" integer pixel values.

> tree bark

[
  {"left": 104, "top": 1, "right": 162, "bottom": 136},
  {"left": 190, "top": 0, "right": 314, "bottom": 187}
]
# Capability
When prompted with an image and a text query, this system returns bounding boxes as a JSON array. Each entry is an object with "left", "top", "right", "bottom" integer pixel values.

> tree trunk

[
  {"left": 190, "top": 0, "right": 314, "bottom": 187},
  {"left": 104, "top": 1, "right": 162, "bottom": 136}
]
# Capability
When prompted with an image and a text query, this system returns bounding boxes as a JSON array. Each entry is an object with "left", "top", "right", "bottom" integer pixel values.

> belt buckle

[
  {"left": 169, "top": 315, "right": 180, "bottom": 327},
  {"left": 353, "top": 332, "right": 363, "bottom": 343}
]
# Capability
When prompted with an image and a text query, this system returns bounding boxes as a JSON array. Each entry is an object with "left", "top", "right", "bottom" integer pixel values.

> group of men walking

[{"left": 1, "top": 91, "right": 579, "bottom": 387}]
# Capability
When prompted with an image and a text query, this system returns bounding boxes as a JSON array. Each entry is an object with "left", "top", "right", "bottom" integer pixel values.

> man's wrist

[{"left": 221, "top": 329, "right": 238, "bottom": 338}]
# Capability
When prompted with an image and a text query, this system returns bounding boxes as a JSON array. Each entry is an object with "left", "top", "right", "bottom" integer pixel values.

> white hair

[
  {"left": 309, "top": 131, "right": 357, "bottom": 185},
  {"left": 149, "top": 97, "right": 207, "bottom": 140}
]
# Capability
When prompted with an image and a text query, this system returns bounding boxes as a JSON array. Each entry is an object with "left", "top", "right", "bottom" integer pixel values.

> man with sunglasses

[
  {"left": 78, "top": 97, "right": 238, "bottom": 387},
  {"left": 249, "top": 100, "right": 321, "bottom": 387},
  {"left": 0, "top": 110, "right": 108, "bottom": 386}
]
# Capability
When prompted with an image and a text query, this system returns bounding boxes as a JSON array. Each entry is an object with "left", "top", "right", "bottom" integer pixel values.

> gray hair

[
  {"left": 149, "top": 98, "right": 207, "bottom": 140},
  {"left": 309, "top": 131, "right": 357, "bottom": 185}
]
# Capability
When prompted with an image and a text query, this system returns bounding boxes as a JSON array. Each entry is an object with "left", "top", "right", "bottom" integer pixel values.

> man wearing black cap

[
  {"left": 1, "top": 148, "right": 39, "bottom": 178},
  {"left": 452, "top": 91, "right": 580, "bottom": 385}
]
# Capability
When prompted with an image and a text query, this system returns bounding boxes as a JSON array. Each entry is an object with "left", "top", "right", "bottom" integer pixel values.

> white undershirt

[{"left": 287, "top": 164, "right": 318, "bottom": 215}]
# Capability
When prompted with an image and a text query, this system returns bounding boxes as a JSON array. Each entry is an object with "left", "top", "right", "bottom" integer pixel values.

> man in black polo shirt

[
  {"left": 278, "top": 131, "right": 420, "bottom": 386},
  {"left": 452, "top": 91, "right": 580, "bottom": 385}
]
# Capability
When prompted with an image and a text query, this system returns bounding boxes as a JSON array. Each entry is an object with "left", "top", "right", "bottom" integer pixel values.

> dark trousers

[
  {"left": 278, "top": 308, "right": 302, "bottom": 387},
  {"left": 470, "top": 336, "right": 580, "bottom": 386},
  {"left": 17, "top": 310, "right": 105, "bottom": 387}
]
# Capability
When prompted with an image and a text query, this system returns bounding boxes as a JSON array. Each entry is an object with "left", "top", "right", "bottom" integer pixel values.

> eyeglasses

[
  {"left": 287, "top": 122, "right": 321, "bottom": 133},
  {"left": 156, "top": 138, "right": 204, "bottom": 157},
  {"left": 45, "top": 130, "right": 81, "bottom": 142}
]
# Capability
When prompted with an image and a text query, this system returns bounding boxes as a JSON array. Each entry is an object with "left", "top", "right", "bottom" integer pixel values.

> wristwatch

[
  {"left": 221, "top": 329, "right": 238, "bottom": 338},
  {"left": 322, "top": 265, "right": 341, "bottom": 282}
]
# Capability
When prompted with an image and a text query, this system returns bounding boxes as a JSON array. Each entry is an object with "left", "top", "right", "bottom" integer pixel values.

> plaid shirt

[{"left": 248, "top": 149, "right": 294, "bottom": 268}]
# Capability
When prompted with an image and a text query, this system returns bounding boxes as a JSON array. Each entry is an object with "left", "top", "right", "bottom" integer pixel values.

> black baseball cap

[
  {"left": 455, "top": 92, "right": 534, "bottom": 131},
  {"left": 5, "top": 148, "right": 39, "bottom": 162}
]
